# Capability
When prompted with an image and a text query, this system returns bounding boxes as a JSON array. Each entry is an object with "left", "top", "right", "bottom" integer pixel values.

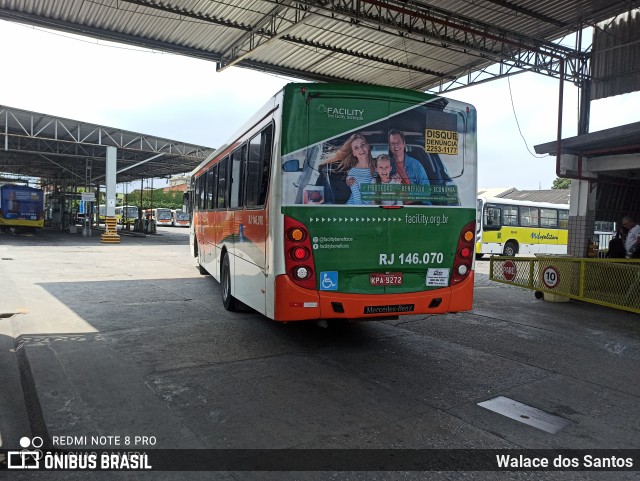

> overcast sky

[{"left": 1, "top": 20, "right": 638, "bottom": 191}]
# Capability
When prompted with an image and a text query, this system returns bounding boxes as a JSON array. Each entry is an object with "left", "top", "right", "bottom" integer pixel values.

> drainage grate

[
  {"left": 478, "top": 396, "right": 571, "bottom": 434},
  {"left": 1, "top": 258, "right": 14, "bottom": 261}
]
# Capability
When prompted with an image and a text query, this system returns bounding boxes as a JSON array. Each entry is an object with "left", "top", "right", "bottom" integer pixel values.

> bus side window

[
  {"left": 258, "top": 124, "right": 273, "bottom": 206},
  {"left": 540, "top": 208, "right": 558, "bottom": 228},
  {"left": 230, "top": 145, "right": 246, "bottom": 209},
  {"left": 520, "top": 206, "right": 539, "bottom": 227},
  {"left": 194, "top": 176, "right": 200, "bottom": 212},
  {"left": 217, "top": 157, "right": 230, "bottom": 209},
  {"left": 202, "top": 166, "right": 209, "bottom": 210},
  {"left": 484, "top": 206, "right": 501, "bottom": 230},
  {"left": 245, "top": 123, "right": 273, "bottom": 208},
  {"left": 559, "top": 210, "right": 569, "bottom": 229},
  {"left": 502, "top": 206, "right": 518, "bottom": 226},
  {"left": 208, "top": 165, "right": 218, "bottom": 210}
]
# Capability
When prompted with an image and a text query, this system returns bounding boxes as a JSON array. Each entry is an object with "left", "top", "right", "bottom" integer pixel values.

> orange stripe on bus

[{"left": 273, "top": 272, "right": 474, "bottom": 322}]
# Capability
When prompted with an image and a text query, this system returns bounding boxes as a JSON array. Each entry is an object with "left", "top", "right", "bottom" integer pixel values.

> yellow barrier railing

[{"left": 489, "top": 256, "right": 640, "bottom": 314}]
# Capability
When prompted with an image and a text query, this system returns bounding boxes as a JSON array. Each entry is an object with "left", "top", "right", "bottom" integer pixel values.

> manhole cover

[{"left": 478, "top": 396, "right": 571, "bottom": 434}]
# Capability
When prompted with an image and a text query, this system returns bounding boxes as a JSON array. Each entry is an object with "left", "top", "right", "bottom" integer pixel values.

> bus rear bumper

[{"left": 273, "top": 273, "right": 474, "bottom": 322}]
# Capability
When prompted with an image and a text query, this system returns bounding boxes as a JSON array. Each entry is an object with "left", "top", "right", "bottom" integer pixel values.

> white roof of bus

[{"left": 479, "top": 196, "right": 569, "bottom": 210}]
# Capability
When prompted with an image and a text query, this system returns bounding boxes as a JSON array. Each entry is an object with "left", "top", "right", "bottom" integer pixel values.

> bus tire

[
  {"left": 221, "top": 254, "right": 238, "bottom": 311},
  {"left": 503, "top": 241, "right": 518, "bottom": 257}
]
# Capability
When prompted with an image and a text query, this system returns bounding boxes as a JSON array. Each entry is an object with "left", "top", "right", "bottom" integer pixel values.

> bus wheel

[
  {"left": 221, "top": 254, "right": 238, "bottom": 311},
  {"left": 503, "top": 241, "right": 518, "bottom": 257}
]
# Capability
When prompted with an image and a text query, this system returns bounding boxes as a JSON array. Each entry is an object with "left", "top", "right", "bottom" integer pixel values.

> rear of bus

[
  {"left": 0, "top": 184, "right": 45, "bottom": 229},
  {"left": 275, "top": 84, "right": 477, "bottom": 321}
]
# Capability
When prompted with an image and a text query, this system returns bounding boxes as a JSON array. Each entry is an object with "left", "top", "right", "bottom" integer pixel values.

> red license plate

[{"left": 370, "top": 272, "right": 403, "bottom": 286}]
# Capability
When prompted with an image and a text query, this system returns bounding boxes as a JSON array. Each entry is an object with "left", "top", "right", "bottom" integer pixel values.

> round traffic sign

[
  {"left": 542, "top": 266, "right": 560, "bottom": 289},
  {"left": 502, "top": 260, "right": 516, "bottom": 281}
]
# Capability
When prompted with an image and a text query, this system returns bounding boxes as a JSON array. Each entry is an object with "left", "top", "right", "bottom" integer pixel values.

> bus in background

[
  {"left": 476, "top": 196, "right": 569, "bottom": 258},
  {"left": 187, "top": 82, "right": 477, "bottom": 322},
  {"left": 115, "top": 205, "right": 139, "bottom": 226},
  {"left": 153, "top": 207, "right": 173, "bottom": 226},
  {"left": 172, "top": 209, "right": 190, "bottom": 227},
  {"left": 0, "top": 184, "right": 44, "bottom": 230},
  {"left": 96, "top": 204, "right": 106, "bottom": 223}
]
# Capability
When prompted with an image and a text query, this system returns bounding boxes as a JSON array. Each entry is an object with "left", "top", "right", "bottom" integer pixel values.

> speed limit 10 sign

[{"left": 542, "top": 266, "right": 560, "bottom": 289}]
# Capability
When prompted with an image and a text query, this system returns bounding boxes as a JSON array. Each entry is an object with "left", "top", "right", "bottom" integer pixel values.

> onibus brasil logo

[
  {"left": 6, "top": 436, "right": 152, "bottom": 470},
  {"left": 7, "top": 436, "right": 43, "bottom": 469}
]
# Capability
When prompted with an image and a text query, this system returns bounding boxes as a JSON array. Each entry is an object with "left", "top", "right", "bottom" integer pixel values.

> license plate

[{"left": 370, "top": 272, "right": 403, "bottom": 286}]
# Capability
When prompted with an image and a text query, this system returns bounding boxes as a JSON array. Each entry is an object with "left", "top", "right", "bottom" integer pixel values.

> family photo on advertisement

[{"left": 284, "top": 100, "right": 471, "bottom": 208}]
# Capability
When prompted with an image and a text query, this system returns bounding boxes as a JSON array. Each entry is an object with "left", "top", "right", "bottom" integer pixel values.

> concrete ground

[{"left": 0, "top": 226, "right": 638, "bottom": 480}]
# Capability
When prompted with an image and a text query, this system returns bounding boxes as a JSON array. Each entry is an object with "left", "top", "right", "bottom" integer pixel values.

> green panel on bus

[
  {"left": 281, "top": 83, "right": 438, "bottom": 156},
  {"left": 282, "top": 206, "right": 475, "bottom": 293},
  {"left": 279, "top": 82, "right": 477, "bottom": 295}
]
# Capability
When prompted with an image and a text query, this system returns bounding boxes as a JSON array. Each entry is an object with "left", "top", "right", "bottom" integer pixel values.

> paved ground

[{"left": 0, "top": 226, "right": 638, "bottom": 480}]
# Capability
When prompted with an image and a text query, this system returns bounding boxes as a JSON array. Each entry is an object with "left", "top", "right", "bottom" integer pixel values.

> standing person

[
  {"left": 621, "top": 216, "right": 640, "bottom": 258},
  {"left": 606, "top": 225, "right": 627, "bottom": 259},
  {"left": 388, "top": 129, "right": 430, "bottom": 187},
  {"left": 373, "top": 154, "right": 402, "bottom": 205},
  {"left": 320, "top": 133, "right": 374, "bottom": 205}
]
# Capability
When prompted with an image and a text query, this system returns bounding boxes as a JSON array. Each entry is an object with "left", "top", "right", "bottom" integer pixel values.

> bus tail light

[
  {"left": 452, "top": 221, "right": 475, "bottom": 285},
  {"left": 284, "top": 216, "right": 316, "bottom": 290}
]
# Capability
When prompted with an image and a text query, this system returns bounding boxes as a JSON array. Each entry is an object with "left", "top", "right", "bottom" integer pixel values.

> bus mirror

[{"left": 282, "top": 159, "right": 302, "bottom": 172}]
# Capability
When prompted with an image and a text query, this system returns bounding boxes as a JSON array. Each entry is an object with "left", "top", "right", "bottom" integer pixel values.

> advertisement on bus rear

[
  {"left": 0, "top": 184, "right": 44, "bottom": 221},
  {"left": 280, "top": 85, "right": 477, "bottom": 294}
]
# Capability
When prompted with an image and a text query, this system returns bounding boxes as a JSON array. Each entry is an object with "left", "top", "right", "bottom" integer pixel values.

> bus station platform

[{"left": 0, "top": 228, "right": 638, "bottom": 479}]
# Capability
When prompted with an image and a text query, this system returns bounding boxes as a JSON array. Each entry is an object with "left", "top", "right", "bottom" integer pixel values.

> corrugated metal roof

[
  {"left": 592, "top": 9, "right": 640, "bottom": 100},
  {"left": 0, "top": 0, "right": 636, "bottom": 92},
  {"left": 498, "top": 188, "right": 570, "bottom": 205},
  {"left": 535, "top": 121, "right": 640, "bottom": 156},
  {"left": 0, "top": 105, "right": 214, "bottom": 183},
  {"left": 478, "top": 187, "right": 569, "bottom": 204}
]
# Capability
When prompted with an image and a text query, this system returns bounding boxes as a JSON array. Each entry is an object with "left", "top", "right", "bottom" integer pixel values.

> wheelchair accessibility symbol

[{"left": 320, "top": 271, "right": 338, "bottom": 290}]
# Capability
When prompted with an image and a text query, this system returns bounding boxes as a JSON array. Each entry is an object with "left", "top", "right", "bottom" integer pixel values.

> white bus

[
  {"left": 476, "top": 196, "right": 569, "bottom": 257},
  {"left": 172, "top": 209, "right": 190, "bottom": 227},
  {"left": 114, "top": 205, "right": 139, "bottom": 225},
  {"left": 153, "top": 207, "right": 173, "bottom": 226}
]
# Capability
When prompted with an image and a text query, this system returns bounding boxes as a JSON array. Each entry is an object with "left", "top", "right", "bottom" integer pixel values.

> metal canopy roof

[
  {"left": 535, "top": 121, "right": 640, "bottom": 158},
  {"left": 0, "top": 1, "right": 638, "bottom": 186},
  {"left": 0, "top": 105, "right": 214, "bottom": 185},
  {"left": 0, "top": 0, "right": 636, "bottom": 92}
]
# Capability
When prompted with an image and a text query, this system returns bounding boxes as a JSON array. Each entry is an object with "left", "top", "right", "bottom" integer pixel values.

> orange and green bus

[{"left": 187, "top": 83, "right": 477, "bottom": 322}]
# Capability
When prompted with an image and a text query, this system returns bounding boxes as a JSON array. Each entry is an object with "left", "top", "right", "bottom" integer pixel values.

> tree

[
  {"left": 124, "top": 188, "right": 184, "bottom": 209},
  {"left": 552, "top": 177, "right": 571, "bottom": 189}
]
